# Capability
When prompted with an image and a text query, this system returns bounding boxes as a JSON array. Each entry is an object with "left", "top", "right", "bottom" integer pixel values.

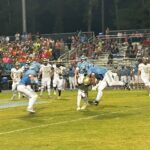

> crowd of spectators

[
  {"left": 0, "top": 32, "right": 86, "bottom": 75},
  {"left": 0, "top": 30, "right": 150, "bottom": 76},
  {"left": 0, "top": 30, "right": 150, "bottom": 91},
  {"left": 75, "top": 31, "right": 150, "bottom": 59}
]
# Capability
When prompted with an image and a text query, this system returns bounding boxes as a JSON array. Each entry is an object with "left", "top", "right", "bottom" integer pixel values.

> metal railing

[{"left": 109, "top": 28, "right": 150, "bottom": 35}]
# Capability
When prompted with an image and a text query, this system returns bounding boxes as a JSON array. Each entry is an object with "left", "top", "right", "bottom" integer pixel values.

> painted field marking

[
  {"left": 0, "top": 100, "right": 49, "bottom": 109},
  {"left": 0, "top": 115, "right": 99, "bottom": 135},
  {"left": 0, "top": 104, "right": 150, "bottom": 135}
]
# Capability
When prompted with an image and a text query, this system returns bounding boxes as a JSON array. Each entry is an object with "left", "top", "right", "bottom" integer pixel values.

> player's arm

[
  {"left": 50, "top": 67, "right": 54, "bottom": 77},
  {"left": 147, "top": 64, "right": 150, "bottom": 80},
  {"left": 90, "top": 74, "right": 98, "bottom": 86},
  {"left": 29, "top": 75, "right": 40, "bottom": 86},
  {"left": 137, "top": 69, "right": 141, "bottom": 83},
  {"left": 10, "top": 72, "right": 13, "bottom": 79},
  {"left": 20, "top": 71, "right": 23, "bottom": 79},
  {"left": 74, "top": 67, "right": 79, "bottom": 86},
  {"left": 38, "top": 68, "right": 42, "bottom": 79},
  {"left": 10, "top": 69, "right": 15, "bottom": 81}
]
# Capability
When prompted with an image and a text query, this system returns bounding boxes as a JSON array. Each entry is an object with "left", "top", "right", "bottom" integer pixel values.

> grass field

[{"left": 0, "top": 89, "right": 150, "bottom": 150}]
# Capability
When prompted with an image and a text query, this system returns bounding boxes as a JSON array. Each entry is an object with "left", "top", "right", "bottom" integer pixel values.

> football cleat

[
  {"left": 92, "top": 100, "right": 99, "bottom": 106},
  {"left": 88, "top": 100, "right": 99, "bottom": 106},
  {"left": 76, "top": 107, "right": 81, "bottom": 111},
  {"left": 18, "top": 93, "right": 21, "bottom": 99},
  {"left": 124, "top": 83, "right": 131, "bottom": 90},
  {"left": 88, "top": 100, "right": 94, "bottom": 104},
  {"left": 81, "top": 104, "right": 87, "bottom": 110},
  {"left": 27, "top": 107, "right": 35, "bottom": 113},
  {"left": 54, "top": 91, "right": 56, "bottom": 95}
]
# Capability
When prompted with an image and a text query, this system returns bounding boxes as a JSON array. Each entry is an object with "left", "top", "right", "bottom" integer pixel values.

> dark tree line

[{"left": 0, "top": 0, "right": 149, "bottom": 35}]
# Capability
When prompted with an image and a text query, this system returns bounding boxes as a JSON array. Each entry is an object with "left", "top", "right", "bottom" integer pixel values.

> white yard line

[
  {"left": 0, "top": 102, "right": 150, "bottom": 135},
  {"left": 0, "top": 105, "right": 148, "bottom": 135},
  {"left": 0, "top": 115, "right": 99, "bottom": 135}
]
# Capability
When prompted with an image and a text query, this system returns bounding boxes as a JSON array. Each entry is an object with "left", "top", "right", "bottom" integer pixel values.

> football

[{"left": 83, "top": 76, "right": 90, "bottom": 85}]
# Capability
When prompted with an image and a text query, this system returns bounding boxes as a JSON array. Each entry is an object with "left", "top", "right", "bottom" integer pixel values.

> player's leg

[
  {"left": 46, "top": 78, "right": 51, "bottom": 96},
  {"left": 28, "top": 93, "right": 38, "bottom": 113},
  {"left": 141, "top": 76, "right": 150, "bottom": 96},
  {"left": 57, "top": 78, "right": 64, "bottom": 99},
  {"left": 88, "top": 80, "right": 107, "bottom": 106},
  {"left": 92, "top": 80, "right": 107, "bottom": 105},
  {"left": 17, "top": 85, "right": 37, "bottom": 112},
  {"left": 40, "top": 78, "right": 45, "bottom": 96},
  {"left": 77, "top": 89, "right": 82, "bottom": 110},
  {"left": 104, "top": 71, "right": 125, "bottom": 86},
  {"left": 72, "top": 76, "right": 76, "bottom": 89},
  {"left": 80, "top": 91, "right": 88, "bottom": 110},
  {"left": 53, "top": 77, "right": 57, "bottom": 95},
  {"left": 11, "top": 82, "right": 17, "bottom": 100},
  {"left": 69, "top": 77, "right": 72, "bottom": 90},
  {"left": 17, "top": 85, "right": 21, "bottom": 100}
]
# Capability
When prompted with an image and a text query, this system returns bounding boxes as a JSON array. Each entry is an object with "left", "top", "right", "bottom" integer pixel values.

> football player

[
  {"left": 39, "top": 59, "right": 52, "bottom": 96},
  {"left": 17, "top": 74, "right": 38, "bottom": 113},
  {"left": 138, "top": 58, "right": 150, "bottom": 96},
  {"left": 10, "top": 62, "right": 22, "bottom": 100},
  {"left": 75, "top": 56, "right": 91, "bottom": 86},
  {"left": 76, "top": 70, "right": 97, "bottom": 111},
  {"left": 52, "top": 59, "right": 66, "bottom": 99},
  {"left": 88, "top": 64, "right": 130, "bottom": 106}
]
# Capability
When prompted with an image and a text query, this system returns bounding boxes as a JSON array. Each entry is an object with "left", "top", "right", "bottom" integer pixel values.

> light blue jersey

[
  {"left": 132, "top": 64, "right": 138, "bottom": 75},
  {"left": 88, "top": 65, "right": 108, "bottom": 77},
  {"left": 77, "top": 61, "right": 91, "bottom": 74},
  {"left": 19, "top": 76, "right": 32, "bottom": 85},
  {"left": 23, "top": 69, "right": 37, "bottom": 77},
  {"left": 30, "top": 61, "right": 41, "bottom": 73}
]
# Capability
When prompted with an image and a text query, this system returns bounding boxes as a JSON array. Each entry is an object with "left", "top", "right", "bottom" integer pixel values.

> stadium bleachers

[{"left": 0, "top": 30, "right": 149, "bottom": 90}]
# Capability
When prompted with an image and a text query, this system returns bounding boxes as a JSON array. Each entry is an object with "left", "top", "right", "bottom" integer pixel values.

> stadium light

[
  {"left": 101, "top": 0, "right": 105, "bottom": 34},
  {"left": 22, "top": 0, "right": 27, "bottom": 33}
]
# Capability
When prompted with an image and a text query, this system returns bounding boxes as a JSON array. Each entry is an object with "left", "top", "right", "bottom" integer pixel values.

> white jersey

[
  {"left": 11, "top": 68, "right": 22, "bottom": 82},
  {"left": 53, "top": 64, "right": 65, "bottom": 78},
  {"left": 138, "top": 63, "right": 150, "bottom": 76},
  {"left": 40, "top": 64, "right": 52, "bottom": 78}
]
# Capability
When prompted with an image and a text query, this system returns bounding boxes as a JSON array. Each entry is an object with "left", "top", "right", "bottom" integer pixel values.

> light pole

[
  {"left": 22, "top": 0, "right": 27, "bottom": 33},
  {"left": 101, "top": 0, "right": 105, "bottom": 34}
]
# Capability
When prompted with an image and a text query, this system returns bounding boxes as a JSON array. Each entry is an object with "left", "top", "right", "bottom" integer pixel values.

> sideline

[{"left": 0, "top": 100, "right": 48, "bottom": 109}]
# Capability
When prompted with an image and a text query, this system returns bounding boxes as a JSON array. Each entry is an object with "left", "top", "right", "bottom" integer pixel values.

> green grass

[{"left": 0, "top": 89, "right": 150, "bottom": 150}]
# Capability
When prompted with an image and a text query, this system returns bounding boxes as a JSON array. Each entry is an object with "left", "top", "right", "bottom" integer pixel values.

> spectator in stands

[
  {"left": 107, "top": 52, "right": 113, "bottom": 65},
  {"left": 35, "top": 32, "right": 41, "bottom": 40},
  {"left": 2, "top": 53, "right": 12, "bottom": 64},
  {"left": 66, "top": 36, "right": 72, "bottom": 50},
  {"left": 119, "top": 66, "right": 128, "bottom": 85},
  {"left": 105, "top": 27, "right": 110, "bottom": 35},
  {"left": 129, "top": 65, "right": 138, "bottom": 89},
  {"left": 54, "top": 40, "right": 61, "bottom": 59},
  {"left": 112, "top": 44, "right": 119, "bottom": 54},
  {"left": 126, "top": 66, "right": 132, "bottom": 83},
  {"left": 15, "top": 32, "right": 20, "bottom": 41},
  {"left": 68, "top": 65, "right": 76, "bottom": 90},
  {"left": 80, "top": 34, "right": 88, "bottom": 43},
  {"left": 0, "top": 59, "right": 3, "bottom": 92},
  {"left": 112, "top": 66, "right": 120, "bottom": 81}
]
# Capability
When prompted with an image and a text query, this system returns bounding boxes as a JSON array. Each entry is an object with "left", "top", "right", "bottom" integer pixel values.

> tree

[{"left": 114, "top": 0, "right": 119, "bottom": 29}]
